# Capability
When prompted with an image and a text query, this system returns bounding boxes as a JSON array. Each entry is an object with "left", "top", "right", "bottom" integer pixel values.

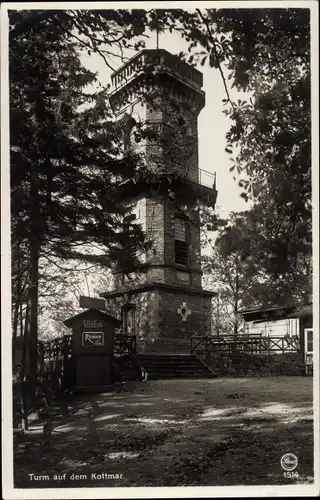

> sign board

[
  {"left": 83, "top": 319, "right": 103, "bottom": 329},
  {"left": 82, "top": 331, "right": 104, "bottom": 347},
  {"left": 79, "top": 295, "right": 106, "bottom": 310}
]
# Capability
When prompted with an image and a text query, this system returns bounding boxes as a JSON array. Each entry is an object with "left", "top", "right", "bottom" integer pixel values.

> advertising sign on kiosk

[
  {"left": 82, "top": 331, "right": 104, "bottom": 347},
  {"left": 64, "top": 308, "right": 121, "bottom": 392}
]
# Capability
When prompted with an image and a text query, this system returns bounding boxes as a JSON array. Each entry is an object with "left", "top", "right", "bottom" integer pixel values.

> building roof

[
  {"left": 286, "top": 304, "right": 313, "bottom": 319},
  {"left": 101, "top": 281, "right": 217, "bottom": 299},
  {"left": 63, "top": 308, "right": 121, "bottom": 328},
  {"left": 238, "top": 304, "right": 291, "bottom": 315},
  {"left": 239, "top": 302, "right": 312, "bottom": 322}
]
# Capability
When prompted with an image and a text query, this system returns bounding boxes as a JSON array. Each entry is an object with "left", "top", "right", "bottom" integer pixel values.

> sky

[{"left": 80, "top": 25, "right": 250, "bottom": 218}]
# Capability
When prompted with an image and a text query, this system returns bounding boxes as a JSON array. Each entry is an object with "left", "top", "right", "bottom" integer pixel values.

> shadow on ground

[{"left": 13, "top": 377, "right": 314, "bottom": 488}]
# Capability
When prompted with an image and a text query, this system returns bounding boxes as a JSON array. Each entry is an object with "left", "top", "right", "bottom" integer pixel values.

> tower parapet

[{"left": 110, "top": 49, "right": 205, "bottom": 113}]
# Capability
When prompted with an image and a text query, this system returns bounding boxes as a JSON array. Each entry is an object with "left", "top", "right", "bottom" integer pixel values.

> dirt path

[{"left": 14, "top": 377, "right": 313, "bottom": 488}]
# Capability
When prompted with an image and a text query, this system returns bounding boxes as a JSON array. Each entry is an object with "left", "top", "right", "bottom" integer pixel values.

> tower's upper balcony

[{"left": 111, "top": 49, "right": 203, "bottom": 93}]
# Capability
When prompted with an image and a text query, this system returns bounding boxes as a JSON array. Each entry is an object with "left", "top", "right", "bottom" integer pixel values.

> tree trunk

[
  {"left": 20, "top": 300, "right": 28, "bottom": 382},
  {"left": 233, "top": 258, "right": 240, "bottom": 337},
  {"left": 12, "top": 242, "right": 21, "bottom": 342},
  {"left": 21, "top": 177, "right": 40, "bottom": 431},
  {"left": 26, "top": 179, "right": 40, "bottom": 384},
  {"left": 12, "top": 300, "right": 19, "bottom": 342},
  {"left": 26, "top": 235, "right": 39, "bottom": 382},
  {"left": 20, "top": 299, "right": 29, "bottom": 431},
  {"left": 216, "top": 293, "right": 220, "bottom": 338},
  {"left": 233, "top": 314, "right": 238, "bottom": 336},
  {"left": 19, "top": 302, "right": 23, "bottom": 337}
]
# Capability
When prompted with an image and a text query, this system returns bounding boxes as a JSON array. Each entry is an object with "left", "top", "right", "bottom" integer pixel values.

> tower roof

[{"left": 109, "top": 48, "right": 205, "bottom": 116}]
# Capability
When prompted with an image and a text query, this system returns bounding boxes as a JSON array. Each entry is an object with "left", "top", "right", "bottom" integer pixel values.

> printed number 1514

[{"left": 283, "top": 471, "right": 299, "bottom": 479}]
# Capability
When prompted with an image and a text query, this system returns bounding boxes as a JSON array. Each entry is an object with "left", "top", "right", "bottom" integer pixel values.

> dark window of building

[
  {"left": 174, "top": 217, "right": 188, "bottom": 266},
  {"left": 306, "top": 329, "right": 313, "bottom": 352}
]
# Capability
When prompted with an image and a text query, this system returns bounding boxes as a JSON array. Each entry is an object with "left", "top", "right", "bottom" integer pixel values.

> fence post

[
  {"left": 21, "top": 381, "right": 29, "bottom": 432},
  {"left": 63, "top": 336, "right": 69, "bottom": 390},
  {"left": 133, "top": 336, "right": 136, "bottom": 355}
]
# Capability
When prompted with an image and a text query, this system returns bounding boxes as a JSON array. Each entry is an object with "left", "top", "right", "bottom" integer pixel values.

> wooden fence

[
  {"left": 113, "top": 335, "right": 136, "bottom": 356},
  {"left": 13, "top": 333, "right": 137, "bottom": 429},
  {"left": 190, "top": 334, "right": 301, "bottom": 358}
]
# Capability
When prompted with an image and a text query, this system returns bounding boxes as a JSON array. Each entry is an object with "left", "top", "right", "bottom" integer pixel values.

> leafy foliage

[
  {"left": 203, "top": 209, "right": 311, "bottom": 334},
  {"left": 175, "top": 8, "right": 312, "bottom": 300},
  {"left": 9, "top": 10, "right": 152, "bottom": 377},
  {"left": 203, "top": 212, "right": 267, "bottom": 334},
  {"left": 10, "top": 25, "right": 146, "bottom": 264}
]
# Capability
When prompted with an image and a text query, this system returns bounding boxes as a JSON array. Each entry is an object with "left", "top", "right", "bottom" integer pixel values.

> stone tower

[{"left": 102, "top": 49, "right": 217, "bottom": 353}]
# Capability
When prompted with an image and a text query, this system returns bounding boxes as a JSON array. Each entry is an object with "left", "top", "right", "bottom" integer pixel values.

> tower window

[{"left": 174, "top": 217, "right": 189, "bottom": 266}]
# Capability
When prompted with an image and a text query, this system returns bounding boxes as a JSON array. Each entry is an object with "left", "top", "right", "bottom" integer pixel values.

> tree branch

[{"left": 196, "top": 9, "right": 237, "bottom": 113}]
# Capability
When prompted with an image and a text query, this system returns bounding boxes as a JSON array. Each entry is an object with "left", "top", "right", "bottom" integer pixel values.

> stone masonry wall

[
  {"left": 145, "top": 95, "right": 200, "bottom": 183},
  {"left": 127, "top": 96, "right": 200, "bottom": 183},
  {"left": 141, "top": 196, "right": 202, "bottom": 289},
  {"left": 146, "top": 197, "right": 165, "bottom": 267},
  {"left": 106, "top": 287, "right": 212, "bottom": 352},
  {"left": 206, "top": 352, "right": 304, "bottom": 377},
  {"left": 105, "top": 290, "right": 159, "bottom": 340},
  {"left": 158, "top": 289, "right": 212, "bottom": 338}
]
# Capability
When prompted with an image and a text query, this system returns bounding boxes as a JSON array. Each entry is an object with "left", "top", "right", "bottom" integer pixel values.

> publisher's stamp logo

[{"left": 281, "top": 453, "right": 298, "bottom": 471}]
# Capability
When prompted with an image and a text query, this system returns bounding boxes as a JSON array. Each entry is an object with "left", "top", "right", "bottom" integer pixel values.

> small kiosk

[{"left": 64, "top": 308, "right": 121, "bottom": 392}]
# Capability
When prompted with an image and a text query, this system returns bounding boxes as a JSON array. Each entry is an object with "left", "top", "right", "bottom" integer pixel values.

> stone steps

[
  {"left": 138, "top": 354, "right": 216, "bottom": 379},
  {"left": 138, "top": 337, "right": 192, "bottom": 355}
]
